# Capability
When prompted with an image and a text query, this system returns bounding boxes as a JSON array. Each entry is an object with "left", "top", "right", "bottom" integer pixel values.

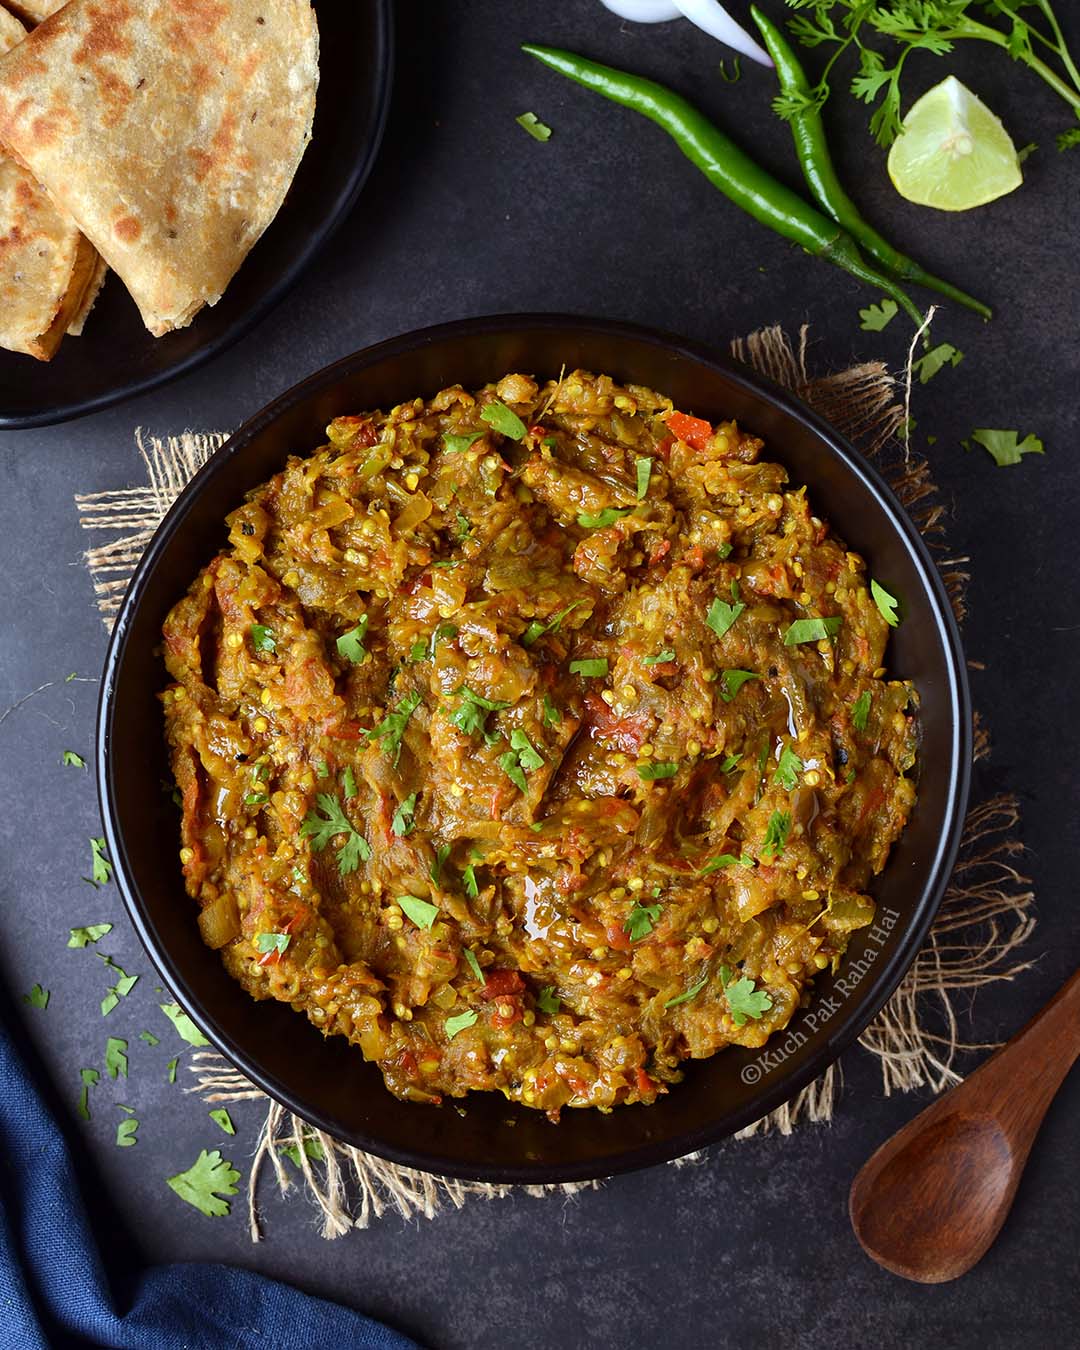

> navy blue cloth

[{"left": 0, "top": 1016, "right": 420, "bottom": 1350}]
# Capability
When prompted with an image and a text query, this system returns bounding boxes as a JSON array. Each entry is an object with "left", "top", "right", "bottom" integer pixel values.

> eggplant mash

[{"left": 162, "top": 370, "right": 917, "bottom": 1115}]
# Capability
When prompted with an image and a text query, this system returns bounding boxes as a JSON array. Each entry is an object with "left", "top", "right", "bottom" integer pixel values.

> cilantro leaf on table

[
  {"left": 105, "top": 1037, "right": 127, "bottom": 1080},
  {"left": 23, "top": 984, "right": 49, "bottom": 1010},
  {"left": 68, "top": 923, "right": 112, "bottom": 948},
  {"left": 139, "top": 1030, "right": 159, "bottom": 1046},
  {"left": 516, "top": 111, "right": 552, "bottom": 142},
  {"left": 279, "top": 1137, "right": 325, "bottom": 1168},
  {"left": 62, "top": 750, "right": 86, "bottom": 769},
  {"left": 300, "top": 793, "right": 371, "bottom": 875},
  {"left": 115, "top": 1118, "right": 139, "bottom": 1148},
  {"left": 720, "top": 965, "right": 773, "bottom": 1026},
  {"left": 968, "top": 429, "right": 1045, "bottom": 467},
  {"left": 86, "top": 837, "right": 112, "bottom": 888},
  {"left": 166, "top": 1150, "right": 241, "bottom": 1218},
  {"left": 858, "top": 298, "right": 898, "bottom": 331},
  {"left": 209, "top": 1109, "right": 236, "bottom": 1136},
  {"left": 160, "top": 1002, "right": 210, "bottom": 1047},
  {"left": 166, "top": 1058, "right": 179, "bottom": 1084},
  {"left": 914, "top": 342, "right": 963, "bottom": 384}
]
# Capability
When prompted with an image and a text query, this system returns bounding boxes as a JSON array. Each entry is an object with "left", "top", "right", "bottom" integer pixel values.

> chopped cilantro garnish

[
  {"left": 336, "top": 617, "right": 369, "bottom": 664},
  {"left": 968, "top": 428, "right": 1044, "bottom": 467},
  {"left": 852, "top": 689, "right": 872, "bottom": 731},
  {"left": 665, "top": 975, "right": 709, "bottom": 1009},
  {"left": 698, "top": 854, "right": 740, "bottom": 874},
  {"left": 442, "top": 430, "right": 484, "bottom": 455},
  {"left": 720, "top": 965, "right": 773, "bottom": 1026},
  {"left": 249, "top": 624, "right": 276, "bottom": 654},
  {"left": 642, "top": 648, "right": 676, "bottom": 666},
  {"left": 480, "top": 400, "right": 527, "bottom": 440},
  {"left": 871, "top": 580, "right": 900, "bottom": 628},
  {"left": 392, "top": 792, "right": 418, "bottom": 836},
  {"left": 569, "top": 658, "right": 608, "bottom": 678},
  {"left": 637, "top": 761, "right": 678, "bottom": 780},
  {"left": 462, "top": 864, "right": 480, "bottom": 899},
  {"left": 449, "top": 686, "right": 510, "bottom": 737},
  {"left": 719, "top": 753, "right": 741, "bottom": 774},
  {"left": 243, "top": 792, "right": 268, "bottom": 806},
  {"left": 255, "top": 932, "right": 291, "bottom": 959},
  {"left": 87, "top": 837, "right": 112, "bottom": 887},
  {"left": 498, "top": 729, "right": 543, "bottom": 793},
  {"left": 577, "top": 507, "right": 633, "bottom": 529},
  {"left": 62, "top": 750, "right": 86, "bottom": 768},
  {"left": 454, "top": 511, "right": 473, "bottom": 541},
  {"left": 516, "top": 111, "right": 552, "bottom": 141},
  {"left": 115, "top": 1117, "right": 139, "bottom": 1148},
  {"left": 522, "top": 600, "right": 587, "bottom": 647},
  {"left": 166, "top": 1149, "right": 241, "bottom": 1218},
  {"left": 624, "top": 900, "right": 661, "bottom": 941},
  {"left": 139, "top": 1030, "right": 159, "bottom": 1046},
  {"left": 430, "top": 843, "right": 452, "bottom": 885},
  {"left": 300, "top": 793, "right": 371, "bottom": 874},
  {"left": 542, "top": 694, "right": 561, "bottom": 727},
  {"left": 159, "top": 1002, "right": 210, "bottom": 1047},
  {"left": 166, "top": 1058, "right": 179, "bottom": 1084},
  {"left": 705, "top": 582, "right": 745, "bottom": 639},
  {"left": 279, "top": 1137, "right": 324, "bottom": 1167},
  {"left": 209, "top": 1108, "right": 235, "bottom": 1135},
  {"left": 464, "top": 948, "right": 484, "bottom": 982},
  {"left": 23, "top": 983, "right": 49, "bottom": 1010},
  {"left": 773, "top": 745, "right": 804, "bottom": 792},
  {"left": 445, "top": 1009, "right": 479, "bottom": 1038},
  {"left": 635, "top": 457, "right": 652, "bottom": 499},
  {"left": 783, "top": 616, "right": 842, "bottom": 646},
  {"left": 762, "top": 810, "right": 792, "bottom": 860},
  {"left": 366, "top": 690, "right": 423, "bottom": 765},
  {"left": 342, "top": 766, "right": 358, "bottom": 800},
  {"left": 719, "top": 669, "right": 760, "bottom": 702},
  {"left": 105, "top": 1036, "right": 127, "bottom": 1079},
  {"left": 398, "top": 895, "right": 439, "bottom": 930},
  {"left": 915, "top": 342, "right": 963, "bottom": 385},
  {"left": 68, "top": 923, "right": 112, "bottom": 948},
  {"left": 536, "top": 985, "right": 561, "bottom": 1014}
]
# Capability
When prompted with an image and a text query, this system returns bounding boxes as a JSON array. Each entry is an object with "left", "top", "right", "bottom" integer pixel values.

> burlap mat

[{"left": 74, "top": 326, "right": 1036, "bottom": 1239}]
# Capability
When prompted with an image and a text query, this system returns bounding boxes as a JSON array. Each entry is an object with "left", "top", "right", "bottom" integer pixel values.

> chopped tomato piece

[
  {"left": 648, "top": 538, "right": 671, "bottom": 566},
  {"left": 582, "top": 691, "right": 649, "bottom": 754},
  {"left": 605, "top": 921, "right": 632, "bottom": 952},
  {"left": 666, "top": 411, "right": 713, "bottom": 451},
  {"left": 482, "top": 969, "right": 526, "bottom": 1000}
]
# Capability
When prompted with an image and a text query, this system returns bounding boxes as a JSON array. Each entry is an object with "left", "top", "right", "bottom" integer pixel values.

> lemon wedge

[{"left": 887, "top": 76, "right": 1023, "bottom": 211}]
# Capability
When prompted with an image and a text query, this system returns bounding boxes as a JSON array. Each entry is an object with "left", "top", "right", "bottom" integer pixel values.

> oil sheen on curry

[{"left": 162, "top": 370, "right": 918, "bottom": 1117}]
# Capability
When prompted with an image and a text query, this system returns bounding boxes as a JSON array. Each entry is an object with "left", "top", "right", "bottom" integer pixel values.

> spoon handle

[{"left": 987, "top": 966, "right": 1080, "bottom": 1149}]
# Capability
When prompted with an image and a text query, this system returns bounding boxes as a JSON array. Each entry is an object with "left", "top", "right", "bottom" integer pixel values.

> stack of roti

[
  {"left": 0, "top": 0, "right": 318, "bottom": 359},
  {"left": 0, "top": 6, "right": 102, "bottom": 359}
]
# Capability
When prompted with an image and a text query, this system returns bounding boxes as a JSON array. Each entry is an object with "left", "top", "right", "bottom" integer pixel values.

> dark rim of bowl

[
  {"left": 0, "top": 0, "right": 394, "bottom": 431},
  {"left": 97, "top": 313, "right": 972, "bottom": 1182}
]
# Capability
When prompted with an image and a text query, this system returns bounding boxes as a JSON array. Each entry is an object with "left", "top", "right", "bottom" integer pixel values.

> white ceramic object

[{"left": 599, "top": 0, "right": 772, "bottom": 66}]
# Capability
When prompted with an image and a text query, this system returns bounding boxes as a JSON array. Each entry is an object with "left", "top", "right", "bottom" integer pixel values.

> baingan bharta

[{"left": 161, "top": 370, "right": 918, "bottom": 1117}]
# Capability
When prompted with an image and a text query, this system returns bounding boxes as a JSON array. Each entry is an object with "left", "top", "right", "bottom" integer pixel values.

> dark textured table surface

[{"left": 1, "top": 3, "right": 1078, "bottom": 1346}]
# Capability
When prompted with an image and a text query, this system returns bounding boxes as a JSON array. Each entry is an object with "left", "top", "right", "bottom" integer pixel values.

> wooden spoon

[{"left": 849, "top": 966, "right": 1080, "bottom": 1283}]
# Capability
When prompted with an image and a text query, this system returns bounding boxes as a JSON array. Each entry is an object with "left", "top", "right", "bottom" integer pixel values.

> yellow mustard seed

[
  {"left": 804, "top": 770, "right": 821, "bottom": 787},
  {"left": 687, "top": 740, "right": 701, "bottom": 758},
  {"left": 253, "top": 717, "right": 268, "bottom": 733},
  {"left": 616, "top": 967, "right": 632, "bottom": 981},
  {"left": 628, "top": 877, "right": 644, "bottom": 892},
  {"left": 522, "top": 1011, "right": 535, "bottom": 1027},
  {"left": 260, "top": 687, "right": 273, "bottom": 707},
  {"left": 702, "top": 917, "right": 719, "bottom": 934},
  {"left": 600, "top": 690, "right": 615, "bottom": 706},
  {"left": 814, "top": 953, "right": 830, "bottom": 970},
  {"left": 404, "top": 472, "right": 420, "bottom": 491},
  {"left": 590, "top": 946, "right": 608, "bottom": 960},
  {"left": 544, "top": 1035, "right": 558, "bottom": 1050},
  {"left": 243, "top": 826, "right": 257, "bottom": 841},
  {"left": 621, "top": 685, "right": 637, "bottom": 703},
  {"left": 225, "top": 632, "right": 243, "bottom": 650},
  {"left": 179, "top": 847, "right": 194, "bottom": 864},
  {"left": 803, "top": 889, "right": 820, "bottom": 901},
  {"left": 173, "top": 686, "right": 186, "bottom": 702},
  {"left": 283, "top": 570, "right": 300, "bottom": 588},
  {"left": 450, "top": 783, "right": 465, "bottom": 798}
]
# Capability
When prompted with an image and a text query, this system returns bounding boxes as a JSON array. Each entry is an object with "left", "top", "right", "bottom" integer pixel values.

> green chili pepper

[
  {"left": 750, "top": 8, "right": 990, "bottom": 322},
  {"left": 522, "top": 44, "right": 924, "bottom": 327}
]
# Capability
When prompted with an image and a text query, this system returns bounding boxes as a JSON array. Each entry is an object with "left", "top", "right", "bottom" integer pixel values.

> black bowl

[{"left": 98, "top": 315, "right": 971, "bottom": 1183}]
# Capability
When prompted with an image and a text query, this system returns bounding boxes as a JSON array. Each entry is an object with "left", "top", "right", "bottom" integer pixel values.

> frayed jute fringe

[{"left": 76, "top": 326, "right": 1035, "bottom": 1236}]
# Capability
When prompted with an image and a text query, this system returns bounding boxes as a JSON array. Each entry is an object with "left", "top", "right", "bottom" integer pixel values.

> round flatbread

[{"left": 0, "top": 0, "right": 320, "bottom": 337}]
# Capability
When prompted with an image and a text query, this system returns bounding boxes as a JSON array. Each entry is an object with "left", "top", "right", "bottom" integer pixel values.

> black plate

[
  {"left": 98, "top": 316, "right": 971, "bottom": 1183},
  {"left": 0, "top": 0, "right": 393, "bottom": 431}
]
